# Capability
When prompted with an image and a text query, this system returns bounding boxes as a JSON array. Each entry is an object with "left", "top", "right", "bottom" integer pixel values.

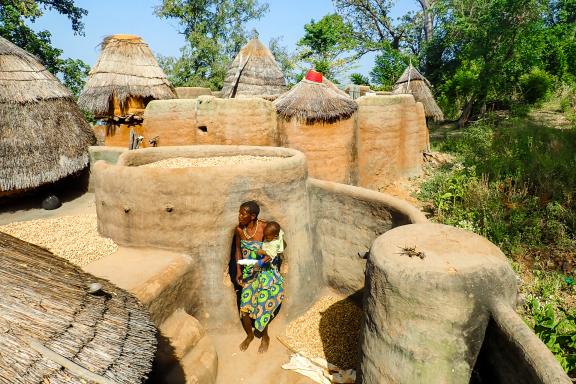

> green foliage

[
  {"left": 350, "top": 73, "right": 370, "bottom": 85},
  {"left": 520, "top": 68, "right": 555, "bottom": 104},
  {"left": 369, "top": 48, "right": 412, "bottom": 89},
  {"left": 296, "top": 13, "right": 357, "bottom": 79},
  {"left": 526, "top": 298, "right": 576, "bottom": 374},
  {"left": 269, "top": 36, "right": 299, "bottom": 86},
  {"left": 0, "top": 0, "right": 89, "bottom": 96},
  {"left": 421, "top": 118, "right": 576, "bottom": 255},
  {"left": 155, "top": 0, "right": 268, "bottom": 89}
]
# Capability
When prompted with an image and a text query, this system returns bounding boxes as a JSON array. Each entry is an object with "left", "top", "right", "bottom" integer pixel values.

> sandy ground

[
  {"left": 211, "top": 327, "right": 315, "bottom": 384},
  {"left": 0, "top": 191, "right": 316, "bottom": 383},
  {"left": 0, "top": 191, "right": 96, "bottom": 225}
]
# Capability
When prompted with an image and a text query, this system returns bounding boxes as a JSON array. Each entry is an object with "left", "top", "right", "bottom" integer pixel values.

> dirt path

[{"left": 210, "top": 326, "right": 315, "bottom": 384}]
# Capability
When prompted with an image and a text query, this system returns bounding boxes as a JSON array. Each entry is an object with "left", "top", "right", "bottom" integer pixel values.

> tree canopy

[
  {"left": 154, "top": 0, "right": 269, "bottom": 89},
  {"left": 0, "top": 0, "right": 89, "bottom": 96}
]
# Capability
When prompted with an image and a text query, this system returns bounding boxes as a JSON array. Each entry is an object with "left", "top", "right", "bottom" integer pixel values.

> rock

[{"left": 41, "top": 195, "right": 61, "bottom": 210}]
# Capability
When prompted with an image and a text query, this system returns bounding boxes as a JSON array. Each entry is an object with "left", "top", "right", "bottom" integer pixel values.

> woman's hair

[{"left": 240, "top": 200, "right": 260, "bottom": 218}]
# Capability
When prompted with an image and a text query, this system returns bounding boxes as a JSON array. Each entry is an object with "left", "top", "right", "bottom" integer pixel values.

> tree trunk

[
  {"left": 458, "top": 98, "right": 474, "bottom": 128},
  {"left": 418, "top": 0, "right": 435, "bottom": 41}
]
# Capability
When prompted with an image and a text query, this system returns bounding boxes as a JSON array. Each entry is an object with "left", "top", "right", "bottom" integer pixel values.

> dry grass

[
  {"left": 0, "top": 215, "right": 117, "bottom": 267},
  {"left": 0, "top": 232, "right": 156, "bottom": 383},
  {"left": 393, "top": 65, "right": 444, "bottom": 121},
  {"left": 0, "top": 37, "right": 95, "bottom": 193},
  {"left": 78, "top": 34, "right": 175, "bottom": 116},
  {"left": 222, "top": 36, "right": 286, "bottom": 99},
  {"left": 284, "top": 295, "right": 363, "bottom": 370},
  {"left": 141, "top": 155, "right": 277, "bottom": 168},
  {"left": 274, "top": 80, "right": 358, "bottom": 124}
]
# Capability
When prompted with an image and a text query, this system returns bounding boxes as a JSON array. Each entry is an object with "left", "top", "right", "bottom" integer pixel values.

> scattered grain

[
  {"left": 284, "top": 295, "right": 363, "bottom": 369},
  {"left": 0, "top": 215, "right": 117, "bottom": 267},
  {"left": 141, "top": 156, "right": 278, "bottom": 168}
]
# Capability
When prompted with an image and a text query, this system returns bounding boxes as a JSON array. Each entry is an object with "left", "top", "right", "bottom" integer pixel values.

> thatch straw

[
  {"left": 393, "top": 65, "right": 444, "bottom": 121},
  {"left": 78, "top": 34, "right": 176, "bottom": 117},
  {"left": 0, "top": 232, "right": 157, "bottom": 383},
  {"left": 221, "top": 35, "right": 286, "bottom": 99},
  {"left": 0, "top": 36, "right": 95, "bottom": 193},
  {"left": 273, "top": 79, "right": 358, "bottom": 124}
]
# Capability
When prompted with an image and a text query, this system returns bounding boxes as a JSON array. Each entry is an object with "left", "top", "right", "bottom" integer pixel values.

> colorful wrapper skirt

[{"left": 239, "top": 240, "right": 285, "bottom": 331}]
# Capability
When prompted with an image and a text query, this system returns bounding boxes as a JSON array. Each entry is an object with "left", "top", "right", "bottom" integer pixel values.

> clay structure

[
  {"left": 90, "top": 145, "right": 569, "bottom": 383},
  {"left": 140, "top": 94, "right": 427, "bottom": 188}
]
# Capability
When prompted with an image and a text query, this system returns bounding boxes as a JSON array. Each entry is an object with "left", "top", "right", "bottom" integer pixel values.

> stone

[{"left": 41, "top": 195, "right": 61, "bottom": 210}]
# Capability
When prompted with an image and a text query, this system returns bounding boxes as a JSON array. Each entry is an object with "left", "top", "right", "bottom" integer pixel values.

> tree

[
  {"left": 425, "top": 0, "right": 546, "bottom": 125},
  {"left": 0, "top": 0, "right": 89, "bottom": 96},
  {"left": 370, "top": 49, "right": 412, "bottom": 89},
  {"left": 296, "top": 13, "right": 357, "bottom": 79},
  {"left": 269, "top": 36, "right": 299, "bottom": 86},
  {"left": 155, "top": 0, "right": 269, "bottom": 89},
  {"left": 350, "top": 73, "right": 370, "bottom": 85}
]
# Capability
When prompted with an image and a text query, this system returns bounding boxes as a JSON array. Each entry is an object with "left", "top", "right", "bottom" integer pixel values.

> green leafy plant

[{"left": 526, "top": 298, "right": 576, "bottom": 374}]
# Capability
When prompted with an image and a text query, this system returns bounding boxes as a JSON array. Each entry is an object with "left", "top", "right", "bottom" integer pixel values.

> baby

[{"left": 257, "top": 221, "right": 284, "bottom": 267}]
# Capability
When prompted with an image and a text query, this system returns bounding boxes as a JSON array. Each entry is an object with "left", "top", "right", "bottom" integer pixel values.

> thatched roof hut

[
  {"left": 0, "top": 231, "right": 157, "bottom": 383},
  {"left": 273, "top": 70, "right": 358, "bottom": 184},
  {"left": 221, "top": 33, "right": 286, "bottom": 99},
  {"left": 392, "top": 64, "right": 444, "bottom": 121},
  {"left": 78, "top": 34, "right": 176, "bottom": 118},
  {"left": 273, "top": 70, "right": 358, "bottom": 124},
  {"left": 0, "top": 37, "right": 95, "bottom": 194}
]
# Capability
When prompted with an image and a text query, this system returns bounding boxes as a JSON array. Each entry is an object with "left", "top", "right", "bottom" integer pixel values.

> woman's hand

[{"left": 257, "top": 249, "right": 267, "bottom": 256}]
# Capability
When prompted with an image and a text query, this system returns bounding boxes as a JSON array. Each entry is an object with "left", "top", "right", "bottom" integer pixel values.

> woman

[{"left": 235, "top": 200, "right": 284, "bottom": 353}]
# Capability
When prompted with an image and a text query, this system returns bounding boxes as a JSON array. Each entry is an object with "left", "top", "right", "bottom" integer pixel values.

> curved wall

[
  {"left": 93, "top": 146, "right": 318, "bottom": 329},
  {"left": 309, "top": 179, "right": 427, "bottom": 295},
  {"left": 279, "top": 116, "right": 357, "bottom": 184},
  {"left": 357, "top": 95, "right": 426, "bottom": 189}
]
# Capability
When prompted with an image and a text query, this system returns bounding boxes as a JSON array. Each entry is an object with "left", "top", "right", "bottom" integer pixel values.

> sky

[{"left": 32, "top": 0, "right": 417, "bottom": 81}]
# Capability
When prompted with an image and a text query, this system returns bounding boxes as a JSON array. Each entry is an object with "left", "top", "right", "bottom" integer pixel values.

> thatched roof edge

[{"left": 273, "top": 79, "right": 358, "bottom": 124}]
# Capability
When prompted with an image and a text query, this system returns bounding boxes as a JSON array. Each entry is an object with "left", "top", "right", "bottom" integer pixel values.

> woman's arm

[{"left": 235, "top": 227, "right": 243, "bottom": 285}]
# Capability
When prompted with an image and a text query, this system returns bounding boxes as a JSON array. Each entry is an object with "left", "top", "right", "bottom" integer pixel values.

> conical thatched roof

[
  {"left": 273, "top": 78, "right": 358, "bottom": 124},
  {"left": 393, "top": 64, "right": 444, "bottom": 121},
  {"left": 221, "top": 34, "right": 286, "bottom": 99},
  {"left": 0, "top": 37, "right": 96, "bottom": 193},
  {"left": 0, "top": 232, "right": 157, "bottom": 383},
  {"left": 78, "top": 34, "right": 176, "bottom": 117}
]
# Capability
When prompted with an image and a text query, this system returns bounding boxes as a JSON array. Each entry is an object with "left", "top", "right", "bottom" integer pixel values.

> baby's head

[{"left": 263, "top": 221, "right": 281, "bottom": 242}]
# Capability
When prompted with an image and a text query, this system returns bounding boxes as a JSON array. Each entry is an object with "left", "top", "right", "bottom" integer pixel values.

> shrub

[{"left": 520, "top": 68, "right": 555, "bottom": 104}]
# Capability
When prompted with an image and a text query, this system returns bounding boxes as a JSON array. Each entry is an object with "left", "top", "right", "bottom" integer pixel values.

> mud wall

[
  {"left": 93, "top": 146, "right": 318, "bottom": 329},
  {"left": 357, "top": 95, "right": 426, "bottom": 189},
  {"left": 139, "top": 94, "right": 428, "bottom": 188},
  {"left": 279, "top": 117, "right": 357, "bottom": 184},
  {"left": 142, "top": 97, "right": 278, "bottom": 147},
  {"left": 309, "top": 179, "right": 427, "bottom": 295}
]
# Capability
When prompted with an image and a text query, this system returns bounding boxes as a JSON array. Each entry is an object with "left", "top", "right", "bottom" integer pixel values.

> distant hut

[
  {"left": 274, "top": 70, "right": 358, "bottom": 184},
  {"left": 392, "top": 64, "right": 444, "bottom": 121},
  {"left": 0, "top": 37, "right": 95, "bottom": 196},
  {"left": 0, "top": 232, "right": 157, "bottom": 382},
  {"left": 78, "top": 34, "right": 176, "bottom": 147},
  {"left": 221, "top": 32, "right": 286, "bottom": 100}
]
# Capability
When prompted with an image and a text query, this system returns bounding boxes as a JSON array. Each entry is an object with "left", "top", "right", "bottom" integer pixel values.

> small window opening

[{"left": 198, "top": 125, "right": 208, "bottom": 134}]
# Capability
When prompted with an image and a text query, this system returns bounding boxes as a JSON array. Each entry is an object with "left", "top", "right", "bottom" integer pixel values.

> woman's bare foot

[
  {"left": 258, "top": 334, "right": 270, "bottom": 353},
  {"left": 240, "top": 335, "right": 254, "bottom": 351}
]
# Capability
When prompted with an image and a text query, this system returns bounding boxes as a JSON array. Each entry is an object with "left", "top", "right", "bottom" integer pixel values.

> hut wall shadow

[
  {"left": 146, "top": 332, "right": 186, "bottom": 383},
  {"left": 319, "top": 290, "right": 364, "bottom": 370},
  {"left": 0, "top": 167, "right": 90, "bottom": 212}
]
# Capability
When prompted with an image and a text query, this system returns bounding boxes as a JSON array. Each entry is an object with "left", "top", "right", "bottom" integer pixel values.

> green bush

[
  {"left": 520, "top": 68, "right": 555, "bottom": 104},
  {"left": 525, "top": 299, "right": 576, "bottom": 375}
]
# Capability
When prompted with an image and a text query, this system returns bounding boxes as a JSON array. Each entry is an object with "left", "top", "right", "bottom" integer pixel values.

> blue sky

[{"left": 32, "top": 0, "right": 417, "bottom": 80}]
